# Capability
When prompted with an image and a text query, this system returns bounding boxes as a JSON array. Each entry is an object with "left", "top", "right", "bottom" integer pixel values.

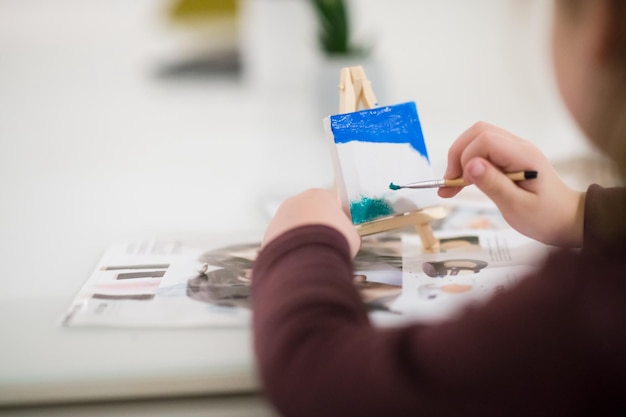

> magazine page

[
  {"left": 390, "top": 228, "right": 551, "bottom": 324},
  {"left": 61, "top": 209, "right": 551, "bottom": 328},
  {"left": 61, "top": 240, "right": 255, "bottom": 328},
  {"left": 61, "top": 235, "right": 407, "bottom": 328}
]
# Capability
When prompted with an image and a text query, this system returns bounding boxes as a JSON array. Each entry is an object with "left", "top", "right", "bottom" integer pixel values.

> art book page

[
  {"left": 61, "top": 237, "right": 406, "bottom": 328},
  {"left": 61, "top": 222, "right": 550, "bottom": 328},
  {"left": 389, "top": 228, "right": 551, "bottom": 324},
  {"left": 61, "top": 240, "right": 254, "bottom": 328}
]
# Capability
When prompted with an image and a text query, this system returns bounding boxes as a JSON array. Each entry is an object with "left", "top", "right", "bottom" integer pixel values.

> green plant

[{"left": 311, "top": 0, "right": 363, "bottom": 56}]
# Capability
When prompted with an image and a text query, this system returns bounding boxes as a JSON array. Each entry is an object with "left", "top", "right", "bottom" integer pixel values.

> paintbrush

[{"left": 389, "top": 170, "right": 537, "bottom": 190}]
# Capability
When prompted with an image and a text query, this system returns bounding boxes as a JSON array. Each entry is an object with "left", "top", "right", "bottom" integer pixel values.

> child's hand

[
  {"left": 439, "top": 122, "right": 585, "bottom": 247},
  {"left": 263, "top": 188, "right": 361, "bottom": 257}
]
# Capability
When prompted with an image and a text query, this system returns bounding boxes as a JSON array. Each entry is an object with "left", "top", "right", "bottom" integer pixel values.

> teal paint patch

[
  {"left": 388, "top": 182, "right": 401, "bottom": 190},
  {"left": 350, "top": 196, "right": 394, "bottom": 224}
]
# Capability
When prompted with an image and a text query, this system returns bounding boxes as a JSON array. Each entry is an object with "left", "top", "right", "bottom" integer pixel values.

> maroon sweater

[{"left": 252, "top": 185, "right": 626, "bottom": 417}]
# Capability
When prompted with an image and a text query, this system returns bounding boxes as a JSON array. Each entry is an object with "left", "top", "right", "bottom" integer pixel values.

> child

[{"left": 252, "top": 1, "right": 626, "bottom": 416}]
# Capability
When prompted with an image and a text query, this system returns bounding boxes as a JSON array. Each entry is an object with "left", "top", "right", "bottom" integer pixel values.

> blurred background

[{"left": 0, "top": 0, "right": 606, "bottom": 298}]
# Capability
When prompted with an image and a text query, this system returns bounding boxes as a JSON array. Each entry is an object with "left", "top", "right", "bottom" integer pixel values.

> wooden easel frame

[{"left": 337, "top": 66, "right": 445, "bottom": 251}]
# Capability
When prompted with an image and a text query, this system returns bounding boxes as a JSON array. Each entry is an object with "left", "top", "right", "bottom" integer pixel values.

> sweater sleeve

[
  {"left": 583, "top": 184, "right": 626, "bottom": 250},
  {"left": 252, "top": 223, "right": 623, "bottom": 417}
]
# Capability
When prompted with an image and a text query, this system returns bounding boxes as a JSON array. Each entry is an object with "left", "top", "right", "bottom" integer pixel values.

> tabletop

[{"left": 0, "top": 0, "right": 598, "bottom": 414}]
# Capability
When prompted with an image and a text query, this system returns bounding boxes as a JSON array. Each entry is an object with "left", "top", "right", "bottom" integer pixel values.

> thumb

[{"left": 465, "top": 158, "right": 523, "bottom": 208}]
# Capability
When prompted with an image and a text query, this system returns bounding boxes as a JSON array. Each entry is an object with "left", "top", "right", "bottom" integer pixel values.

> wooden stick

[
  {"left": 349, "top": 65, "right": 377, "bottom": 109},
  {"left": 443, "top": 171, "right": 536, "bottom": 187},
  {"left": 338, "top": 66, "right": 378, "bottom": 114},
  {"left": 355, "top": 206, "right": 449, "bottom": 236},
  {"left": 339, "top": 67, "right": 356, "bottom": 113}
]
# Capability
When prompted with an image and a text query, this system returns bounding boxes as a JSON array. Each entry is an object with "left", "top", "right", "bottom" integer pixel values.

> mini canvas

[{"left": 325, "top": 101, "right": 438, "bottom": 225}]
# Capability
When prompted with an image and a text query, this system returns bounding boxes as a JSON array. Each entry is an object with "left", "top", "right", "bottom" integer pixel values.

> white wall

[
  {"left": 0, "top": 0, "right": 593, "bottom": 246},
  {"left": 357, "top": 0, "right": 588, "bottom": 162},
  {"left": 0, "top": 0, "right": 604, "bottom": 299},
  {"left": 239, "top": 0, "right": 590, "bottom": 173}
]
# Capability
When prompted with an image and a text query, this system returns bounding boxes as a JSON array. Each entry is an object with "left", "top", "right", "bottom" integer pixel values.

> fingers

[
  {"left": 263, "top": 188, "right": 361, "bottom": 257},
  {"left": 439, "top": 122, "right": 585, "bottom": 247},
  {"left": 460, "top": 128, "right": 537, "bottom": 173},
  {"left": 440, "top": 122, "right": 543, "bottom": 199},
  {"left": 437, "top": 185, "right": 463, "bottom": 199},
  {"left": 445, "top": 121, "right": 524, "bottom": 179},
  {"left": 463, "top": 158, "right": 530, "bottom": 210}
]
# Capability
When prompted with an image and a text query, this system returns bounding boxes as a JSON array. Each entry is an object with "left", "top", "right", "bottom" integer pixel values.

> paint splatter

[
  {"left": 350, "top": 196, "right": 394, "bottom": 224},
  {"left": 388, "top": 182, "right": 401, "bottom": 190}
]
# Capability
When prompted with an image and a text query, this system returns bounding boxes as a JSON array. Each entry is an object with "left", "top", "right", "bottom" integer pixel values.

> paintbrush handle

[
  {"left": 390, "top": 170, "right": 537, "bottom": 190},
  {"left": 443, "top": 170, "right": 536, "bottom": 187}
]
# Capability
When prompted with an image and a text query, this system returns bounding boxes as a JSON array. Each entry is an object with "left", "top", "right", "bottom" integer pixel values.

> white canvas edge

[{"left": 323, "top": 116, "right": 352, "bottom": 221}]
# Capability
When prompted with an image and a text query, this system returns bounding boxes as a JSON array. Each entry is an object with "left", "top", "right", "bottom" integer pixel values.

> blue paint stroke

[{"left": 329, "top": 101, "right": 429, "bottom": 161}]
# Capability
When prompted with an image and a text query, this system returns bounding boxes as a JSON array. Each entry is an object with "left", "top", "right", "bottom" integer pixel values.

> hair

[
  {"left": 598, "top": 0, "right": 626, "bottom": 181},
  {"left": 558, "top": 0, "right": 626, "bottom": 181}
]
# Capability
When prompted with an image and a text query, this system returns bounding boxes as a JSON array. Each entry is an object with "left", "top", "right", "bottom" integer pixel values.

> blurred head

[{"left": 552, "top": 0, "right": 626, "bottom": 178}]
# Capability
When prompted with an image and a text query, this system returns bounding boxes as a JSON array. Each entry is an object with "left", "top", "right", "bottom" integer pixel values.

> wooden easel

[{"left": 337, "top": 66, "right": 447, "bottom": 251}]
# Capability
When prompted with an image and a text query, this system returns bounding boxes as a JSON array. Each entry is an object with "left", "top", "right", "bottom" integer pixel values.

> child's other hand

[
  {"left": 263, "top": 188, "right": 361, "bottom": 257},
  {"left": 439, "top": 122, "right": 585, "bottom": 247}
]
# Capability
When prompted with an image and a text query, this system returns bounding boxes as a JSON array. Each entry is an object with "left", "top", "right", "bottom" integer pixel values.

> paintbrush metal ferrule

[
  {"left": 396, "top": 179, "right": 446, "bottom": 189},
  {"left": 390, "top": 170, "right": 538, "bottom": 190}
]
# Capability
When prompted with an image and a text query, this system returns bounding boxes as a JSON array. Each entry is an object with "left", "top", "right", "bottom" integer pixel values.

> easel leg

[{"left": 415, "top": 223, "right": 439, "bottom": 252}]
